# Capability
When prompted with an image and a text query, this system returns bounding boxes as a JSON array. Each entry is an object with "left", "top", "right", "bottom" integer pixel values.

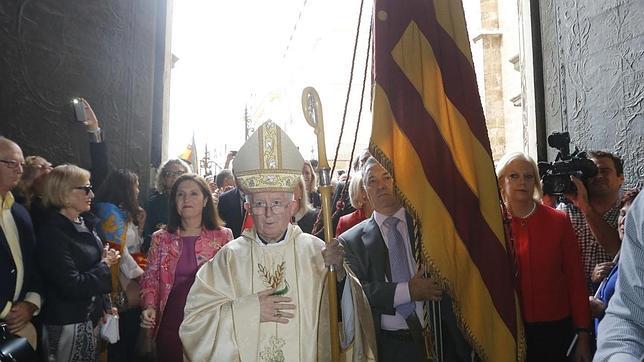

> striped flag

[
  {"left": 370, "top": 1, "right": 524, "bottom": 361},
  {"left": 179, "top": 133, "right": 200, "bottom": 175}
]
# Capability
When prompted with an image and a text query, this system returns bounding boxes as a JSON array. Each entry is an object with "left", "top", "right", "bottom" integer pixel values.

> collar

[
  {"left": 257, "top": 230, "right": 288, "bottom": 245},
  {"left": 45, "top": 209, "right": 97, "bottom": 232},
  {"left": 252, "top": 224, "right": 293, "bottom": 247},
  {"left": 373, "top": 207, "right": 406, "bottom": 229},
  {"left": 0, "top": 191, "right": 15, "bottom": 210}
]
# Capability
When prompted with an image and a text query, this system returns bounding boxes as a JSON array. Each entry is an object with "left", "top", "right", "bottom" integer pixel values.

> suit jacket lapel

[
  {"left": 11, "top": 206, "right": 27, "bottom": 257},
  {"left": 0, "top": 226, "right": 11, "bottom": 256},
  {"left": 0, "top": 206, "right": 23, "bottom": 258},
  {"left": 362, "top": 218, "right": 391, "bottom": 281}
]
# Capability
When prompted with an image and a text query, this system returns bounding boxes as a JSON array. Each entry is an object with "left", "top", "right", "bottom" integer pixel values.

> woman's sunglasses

[{"left": 73, "top": 185, "right": 94, "bottom": 195}]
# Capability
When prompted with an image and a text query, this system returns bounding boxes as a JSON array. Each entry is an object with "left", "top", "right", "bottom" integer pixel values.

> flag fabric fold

[{"left": 370, "top": 1, "right": 525, "bottom": 360}]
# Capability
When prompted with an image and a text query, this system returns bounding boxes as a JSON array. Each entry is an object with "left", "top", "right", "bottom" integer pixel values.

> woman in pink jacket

[{"left": 140, "top": 174, "right": 232, "bottom": 361}]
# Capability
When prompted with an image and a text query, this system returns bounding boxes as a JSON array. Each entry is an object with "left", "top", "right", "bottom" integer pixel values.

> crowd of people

[{"left": 1, "top": 104, "right": 643, "bottom": 362}]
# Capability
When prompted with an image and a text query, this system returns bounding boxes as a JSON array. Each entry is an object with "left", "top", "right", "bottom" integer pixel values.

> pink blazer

[{"left": 140, "top": 227, "right": 232, "bottom": 332}]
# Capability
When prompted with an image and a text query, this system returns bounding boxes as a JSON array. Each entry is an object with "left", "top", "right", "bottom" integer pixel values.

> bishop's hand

[
  {"left": 258, "top": 288, "right": 296, "bottom": 324},
  {"left": 322, "top": 239, "right": 346, "bottom": 281}
]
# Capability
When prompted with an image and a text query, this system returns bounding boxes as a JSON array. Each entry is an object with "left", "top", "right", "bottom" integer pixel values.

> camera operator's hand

[
  {"left": 591, "top": 261, "right": 614, "bottom": 284},
  {"left": 80, "top": 98, "right": 100, "bottom": 132},
  {"left": 565, "top": 176, "right": 591, "bottom": 213}
]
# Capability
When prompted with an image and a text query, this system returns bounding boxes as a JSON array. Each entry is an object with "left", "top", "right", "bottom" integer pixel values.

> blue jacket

[{"left": 0, "top": 202, "right": 41, "bottom": 316}]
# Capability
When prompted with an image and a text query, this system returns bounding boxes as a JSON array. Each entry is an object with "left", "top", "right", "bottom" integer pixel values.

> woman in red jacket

[{"left": 496, "top": 152, "right": 591, "bottom": 362}]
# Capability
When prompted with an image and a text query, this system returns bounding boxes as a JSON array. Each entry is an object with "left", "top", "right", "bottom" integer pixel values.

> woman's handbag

[
  {"left": 99, "top": 306, "right": 120, "bottom": 344},
  {"left": 0, "top": 323, "right": 36, "bottom": 362}
]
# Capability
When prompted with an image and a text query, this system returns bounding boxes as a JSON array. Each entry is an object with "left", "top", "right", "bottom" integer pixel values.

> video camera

[{"left": 538, "top": 132, "right": 598, "bottom": 195}]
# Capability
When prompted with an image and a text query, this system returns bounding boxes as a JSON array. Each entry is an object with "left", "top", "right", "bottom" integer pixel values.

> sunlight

[{"left": 168, "top": 0, "right": 374, "bottom": 171}]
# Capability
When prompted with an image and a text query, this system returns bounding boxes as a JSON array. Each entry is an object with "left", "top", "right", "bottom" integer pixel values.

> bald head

[
  {"left": 0, "top": 137, "right": 25, "bottom": 195},
  {"left": 0, "top": 137, "right": 18, "bottom": 153}
]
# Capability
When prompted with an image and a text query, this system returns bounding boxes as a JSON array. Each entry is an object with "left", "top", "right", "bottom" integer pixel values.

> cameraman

[{"left": 560, "top": 151, "right": 624, "bottom": 295}]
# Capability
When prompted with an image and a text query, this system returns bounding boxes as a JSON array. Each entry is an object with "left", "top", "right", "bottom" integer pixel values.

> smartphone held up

[{"left": 72, "top": 98, "right": 85, "bottom": 123}]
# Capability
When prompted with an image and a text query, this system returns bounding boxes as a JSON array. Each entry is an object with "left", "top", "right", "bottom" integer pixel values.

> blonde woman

[
  {"left": 293, "top": 177, "right": 319, "bottom": 234},
  {"left": 302, "top": 160, "right": 321, "bottom": 209},
  {"left": 496, "top": 152, "right": 591, "bottom": 362},
  {"left": 335, "top": 171, "right": 372, "bottom": 237},
  {"left": 14, "top": 156, "right": 52, "bottom": 210},
  {"left": 37, "top": 164, "right": 120, "bottom": 361}
]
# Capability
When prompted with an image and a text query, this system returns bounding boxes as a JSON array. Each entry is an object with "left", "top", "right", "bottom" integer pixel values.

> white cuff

[
  {"left": 23, "top": 293, "right": 42, "bottom": 316},
  {"left": 393, "top": 282, "right": 412, "bottom": 307}
]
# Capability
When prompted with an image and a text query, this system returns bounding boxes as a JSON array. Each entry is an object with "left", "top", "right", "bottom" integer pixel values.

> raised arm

[
  {"left": 568, "top": 177, "right": 621, "bottom": 256},
  {"left": 80, "top": 98, "right": 109, "bottom": 189}
]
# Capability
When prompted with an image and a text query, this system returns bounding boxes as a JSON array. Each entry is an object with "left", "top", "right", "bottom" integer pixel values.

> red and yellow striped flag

[{"left": 370, "top": 1, "right": 524, "bottom": 361}]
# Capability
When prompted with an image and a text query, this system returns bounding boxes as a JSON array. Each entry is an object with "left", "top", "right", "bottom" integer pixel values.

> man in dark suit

[
  {"left": 0, "top": 137, "right": 41, "bottom": 347},
  {"left": 339, "top": 157, "right": 472, "bottom": 361},
  {"left": 217, "top": 186, "right": 245, "bottom": 238}
]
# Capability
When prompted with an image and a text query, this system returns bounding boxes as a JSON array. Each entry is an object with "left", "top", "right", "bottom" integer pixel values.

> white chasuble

[
  {"left": 180, "top": 226, "right": 328, "bottom": 361},
  {"left": 180, "top": 224, "right": 376, "bottom": 362}
]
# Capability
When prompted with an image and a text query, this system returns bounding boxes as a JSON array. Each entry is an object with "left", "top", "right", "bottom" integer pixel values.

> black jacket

[
  {"left": 36, "top": 211, "right": 111, "bottom": 325},
  {"left": 217, "top": 188, "right": 244, "bottom": 238},
  {"left": 143, "top": 191, "right": 169, "bottom": 252},
  {"left": 296, "top": 210, "right": 319, "bottom": 234},
  {"left": 1, "top": 202, "right": 41, "bottom": 315}
]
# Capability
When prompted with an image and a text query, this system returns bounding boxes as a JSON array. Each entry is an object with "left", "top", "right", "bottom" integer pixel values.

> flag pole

[{"left": 301, "top": 87, "right": 341, "bottom": 362}]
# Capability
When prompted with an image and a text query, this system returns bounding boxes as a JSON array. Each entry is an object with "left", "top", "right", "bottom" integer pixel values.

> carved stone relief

[
  {"left": 0, "top": 0, "right": 163, "bottom": 196},
  {"left": 540, "top": 0, "right": 643, "bottom": 188}
]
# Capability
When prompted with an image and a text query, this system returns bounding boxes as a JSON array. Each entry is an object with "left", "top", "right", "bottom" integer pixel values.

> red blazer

[
  {"left": 335, "top": 208, "right": 367, "bottom": 237},
  {"left": 512, "top": 203, "right": 590, "bottom": 328}
]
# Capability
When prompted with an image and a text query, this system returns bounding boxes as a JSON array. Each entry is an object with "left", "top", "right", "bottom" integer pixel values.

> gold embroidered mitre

[{"left": 234, "top": 120, "right": 304, "bottom": 194}]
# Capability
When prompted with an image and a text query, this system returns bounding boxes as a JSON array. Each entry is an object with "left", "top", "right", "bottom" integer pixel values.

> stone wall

[
  {"left": 0, "top": 0, "right": 167, "bottom": 195},
  {"left": 468, "top": 0, "right": 523, "bottom": 161},
  {"left": 539, "top": 0, "right": 644, "bottom": 188}
]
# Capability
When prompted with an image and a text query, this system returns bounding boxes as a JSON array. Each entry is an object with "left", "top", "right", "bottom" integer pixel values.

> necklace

[
  {"left": 506, "top": 201, "right": 537, "bottom": 219},
  {"left": 507, "top": 202, "right": 537, "bottom": 227}
]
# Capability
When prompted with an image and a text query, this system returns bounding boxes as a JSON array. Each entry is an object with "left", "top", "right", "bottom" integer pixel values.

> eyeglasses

[
  {"left": 250, "top": 200, "right": 291, "bottom": 215},
  {"left": 0, "top": 159, "right": 26, "bottom": 169},
  {"left": 73, "top": 185, "right": 94, "bottom": 195},
  {"left": 506, "top": 173, "right": 535, "bottom": 182},
  {"left": 163, "top": 170, "right": 185, "bottom": 178}
]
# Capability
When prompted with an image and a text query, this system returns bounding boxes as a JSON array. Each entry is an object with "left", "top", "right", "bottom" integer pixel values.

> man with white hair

[{"left": 180, "top": 121, "right": 375, "bottom": 361}]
